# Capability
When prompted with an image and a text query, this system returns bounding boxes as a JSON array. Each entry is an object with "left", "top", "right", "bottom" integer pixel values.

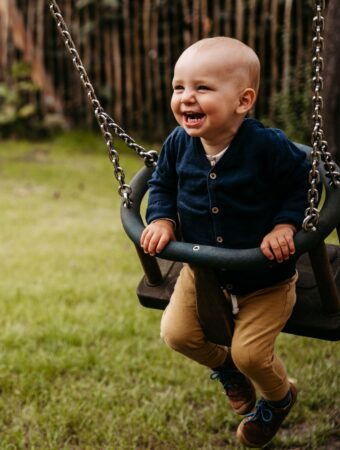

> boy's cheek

[{"left": 170, "top": 96, "right": 178, "bottom": 114}]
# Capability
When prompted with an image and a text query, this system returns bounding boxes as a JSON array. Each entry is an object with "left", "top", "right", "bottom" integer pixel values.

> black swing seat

[
  {"left": 135, "top": 245, "right": 340, "bottom": 341},
  {"left": 121, "top": 144, "right": 340, "bottom": 342},
  {"left": 285, "top": 245, "right": 340, "bottom": 340}
]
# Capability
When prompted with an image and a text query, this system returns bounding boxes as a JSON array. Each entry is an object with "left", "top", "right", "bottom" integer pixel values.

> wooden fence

[{"left": 0, "top": 0, "right": 316, "bottom": 139}]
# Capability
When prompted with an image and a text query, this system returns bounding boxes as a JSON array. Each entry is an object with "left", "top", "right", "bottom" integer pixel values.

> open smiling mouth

[{"left": 184, "top": 112, "right": 206, "bottom": 124}]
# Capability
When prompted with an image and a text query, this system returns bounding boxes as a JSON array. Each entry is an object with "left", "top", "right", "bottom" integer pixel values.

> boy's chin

[{"left": 182, "top": 126, "right": 204, "bottom": 137}]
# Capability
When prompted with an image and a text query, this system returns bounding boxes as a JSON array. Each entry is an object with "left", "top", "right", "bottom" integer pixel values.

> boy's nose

[{"left": 180, "top": 89, "right": 196, "bottom": 103}]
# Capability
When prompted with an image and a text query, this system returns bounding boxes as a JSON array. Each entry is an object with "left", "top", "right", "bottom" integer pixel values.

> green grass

[{"left": 0, "top": 132, "right": 339, "bottom": 449}]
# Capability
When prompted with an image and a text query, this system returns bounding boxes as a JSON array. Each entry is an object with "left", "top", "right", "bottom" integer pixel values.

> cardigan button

[
  {"left": 209, "top": 172, "right": 217, "bottom": 180},
  {"left": 216, "top": 236, "right": 223, "bottom": 243},
  {"left": 212, "top": 207, "right": 219, "bottom": 214}
]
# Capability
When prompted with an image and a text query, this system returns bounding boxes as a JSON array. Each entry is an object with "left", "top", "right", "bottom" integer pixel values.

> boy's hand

[
  {"left": 260, "top": 223, "right": 297, "bottom": 263},
  {"left": 140, "top": 219, "right": 176, "bottom": 256}
]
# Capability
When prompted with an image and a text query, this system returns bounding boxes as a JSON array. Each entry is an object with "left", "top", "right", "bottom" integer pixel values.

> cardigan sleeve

[
  {"left": 146, "top": 131, "right": 179, "bottom": 225},
  {"left": 267, "top": 129, "right": 311, "bottom": 230}
]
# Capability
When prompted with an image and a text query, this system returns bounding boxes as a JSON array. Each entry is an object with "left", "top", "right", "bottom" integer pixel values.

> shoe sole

[{"left": 236, "top": 427, "right": 260, "bottom": 448}]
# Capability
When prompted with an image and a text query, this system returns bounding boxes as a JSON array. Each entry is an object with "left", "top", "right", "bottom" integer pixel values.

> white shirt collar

[{"left": 205, "top": 146, "right": 229, "bottom": 166}]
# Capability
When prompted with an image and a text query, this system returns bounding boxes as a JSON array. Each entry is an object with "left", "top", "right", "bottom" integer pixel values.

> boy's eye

[
  {"left": 173, "top": 85, "right": 184, "bottom": 91},
  {"left": 197, "top": 85, "right": 210, "bottom": 91}
]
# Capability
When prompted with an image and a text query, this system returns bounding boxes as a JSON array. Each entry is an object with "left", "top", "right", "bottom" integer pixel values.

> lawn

[{"left": 0, "top": 132, "right": 339, "bottom": 449}]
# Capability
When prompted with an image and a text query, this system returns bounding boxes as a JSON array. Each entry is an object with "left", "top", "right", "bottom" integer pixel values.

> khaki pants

[{"left": 160, "top": 265, "right": 297, "bottom": 401}]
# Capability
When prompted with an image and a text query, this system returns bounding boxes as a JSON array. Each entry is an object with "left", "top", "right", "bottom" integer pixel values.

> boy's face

[{"left": 171, "top": 48, "right": 249, "bottom": 148}]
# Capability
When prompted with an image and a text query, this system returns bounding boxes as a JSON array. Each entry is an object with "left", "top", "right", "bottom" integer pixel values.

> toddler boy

[{"left": 141, "top": 37, "right": 310, "bottom": 448}]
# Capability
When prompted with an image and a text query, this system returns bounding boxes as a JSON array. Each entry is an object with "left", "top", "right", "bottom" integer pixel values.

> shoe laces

[
  {"left": 245, "top": 399, "right": 273, "bottom": 424},
  {"left": 210, "top": 369, "right": 246, "bottom": 392}
]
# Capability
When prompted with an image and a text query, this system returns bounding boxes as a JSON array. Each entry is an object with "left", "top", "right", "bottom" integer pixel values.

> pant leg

[
  {"left": 230, "top": 273, "right": 298, "bottom": 401},
  {"left": 160, "top": 264, "right": 227, "bottom": 369}
]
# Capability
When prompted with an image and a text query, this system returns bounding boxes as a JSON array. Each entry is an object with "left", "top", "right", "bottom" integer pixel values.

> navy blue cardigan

[{"left": 146, "top": 118, "right": 311, "bottom": 294}]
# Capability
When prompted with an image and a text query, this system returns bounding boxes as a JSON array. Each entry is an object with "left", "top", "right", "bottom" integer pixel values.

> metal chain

[
  {"left": 303, "top": 0, "right": 340, "bottom": 231},
  {"left": 48, "top": 0, "right": 158, "bottom": 208}
]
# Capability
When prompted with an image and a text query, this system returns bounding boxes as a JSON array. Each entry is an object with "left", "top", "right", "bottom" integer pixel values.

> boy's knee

[
  {"left": 161, "top": 329, "right": 187, "bottom": 353},
  {"left": 231, "top": 341, "right": 268, "bottom": 375},
  {"left": 160, "top": 323, "right": 203, "bottom": 354}
]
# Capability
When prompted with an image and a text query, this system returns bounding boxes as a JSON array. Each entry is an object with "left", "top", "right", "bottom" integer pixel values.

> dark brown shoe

[
  {"left": 236, "top": 383, "right": 298, "bottom": 448},
  {"left": 210, "top": 366, "right": 256, "bottom": 415}
]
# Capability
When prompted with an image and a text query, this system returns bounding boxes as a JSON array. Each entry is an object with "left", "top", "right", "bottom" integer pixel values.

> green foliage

[
  {"left": 76, "top": 0, "right": 121, "bottom": 28},
  {"left": 75, "top": 0, "right": 94, "bottom": 8},
  {"left": 76, "top": 0, "right": 120, "bottom": 13},
  {"left": 264, "top": 64, "right": 313, "bottom": 144},
  {"left": 0, "top": 62, "right": 43, "bottom": 139},
  {"left": 0, "top": 134, "right": 339, "bottom": 449}
]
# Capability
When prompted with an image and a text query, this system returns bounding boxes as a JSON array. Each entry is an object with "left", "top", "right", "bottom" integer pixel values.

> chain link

[
  {"left": 303, "top": 0, "right": 340, "bottom": 231},
  {"left": 48, "top": 0, "right": 158, "bottom": 208}
]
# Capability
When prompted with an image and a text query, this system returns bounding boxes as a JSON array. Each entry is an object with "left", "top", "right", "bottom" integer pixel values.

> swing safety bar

[{"left": 121, "top": 144, "right": 340, "bottom": 316}]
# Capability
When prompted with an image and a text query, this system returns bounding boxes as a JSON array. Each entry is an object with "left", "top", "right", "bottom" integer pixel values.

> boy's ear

[{"left": 236, "top": 88, "right": 257, "bottom": 114}]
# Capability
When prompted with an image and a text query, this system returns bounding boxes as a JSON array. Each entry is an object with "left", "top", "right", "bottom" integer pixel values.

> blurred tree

[{"left": 0, "top": 62, "right": 40, "bottom": 138}]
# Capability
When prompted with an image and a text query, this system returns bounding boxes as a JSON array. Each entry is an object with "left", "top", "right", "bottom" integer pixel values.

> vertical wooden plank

[
  {"left": 93, "top": 2, "right": 101, "bottom": 104},
  {"left": 103, "top": 21, "right": 113, "bottom": 117},
  {"left": 143, "top": 0, "right": 153, "bottom": 131},
  {"left": 65, "top": 0, "right": 75, "bottom": 121},
  {"left": 192, "top": 0, "right": 200, "bottom": 42},
  {"left": 36, "top": 0, "right": 45, "bottom": 114},
  {"left": 171, "top": 0, "right": 183, "bottom": 58},
  {"left": 161, "top": 1, "right": 172, "bottom": 130},
  {"left": 36, "top": 0, "right": 44, "bottom": 64},
  {"left": 84, "top": 1, "right": 91, "bottom": 123},
  {"left": 0, "top": 0, "right": 9, "bottom": 81},
  {"left": 235, "top": 0, "right": 244, "bottom": 41},
  {"left": 123, "top": 0, "right": 133, "bottom": 129},
  {"left": 223, "top": 0, "right": 232, "bottom": 37},
  {"left": 132, "top": 0, "right": 143, "bottom": 131},
  {"left": 248, "top": 0, "right": 256, "bottom": 49},
  {"left": 212, "top": 0, "right": 221, "bottom": 36},
  {"left": 150, "top": 2, "right": 163, "bottom": 131},
  {"left": 170, "top": 0, "right": 183, "bottom": 125},
  {"left": 269, "top": 0, "right": 279, "bottom": 120},
  {"left": 282, "top": 0, "right": 293, "bottom": 96},
  {"left": 181, "top": 0, "right": 192, "bottom": 47},
  {"left": 294, "top": 0, "right": 303, "bottom": 90},
  {"left": 112, "top": 10, "right": 123, "bottom": 124},
  {"left": 201, "top": 0, "right": 211, "bottom": 37},
  {"left": 258, "top": 0, "right": 269, "bottom": 116},
  {"left": 73, "top": 0, "right": 84, "bottom": 122},
  {"left": 27, "top": 0, "right": 35, "bottom": 59}
]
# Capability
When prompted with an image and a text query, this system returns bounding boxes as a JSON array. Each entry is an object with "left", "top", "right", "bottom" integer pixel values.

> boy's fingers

[
  {"left": 156, "top": 234, "right": 170, "bottom": 253},
  {"left": 140, "top": 228, "right": 148, "bottom": 246},
  {"left": 268, "top": 236, "right": 283, "bottom": 262},
  {"left": 286, "top": 235, "right": 295, "bottom": 254},
  {"left": 142, "top": 229, "right": 155, "bottom": 254},
  {"left": 269, "top": 238, "right": 284, "bottom": 262},
  {"left": 278, "top": 238, "right": 290, "bottom": 260},
  {"left": 260, "top": 240, "right": 274, "bottom": 260},
  {"left": 147, "top": 234, "right": 160, "bottom": 255},
  {"left": 140, "top": 231, "right": 148, "bottom": 249}
]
